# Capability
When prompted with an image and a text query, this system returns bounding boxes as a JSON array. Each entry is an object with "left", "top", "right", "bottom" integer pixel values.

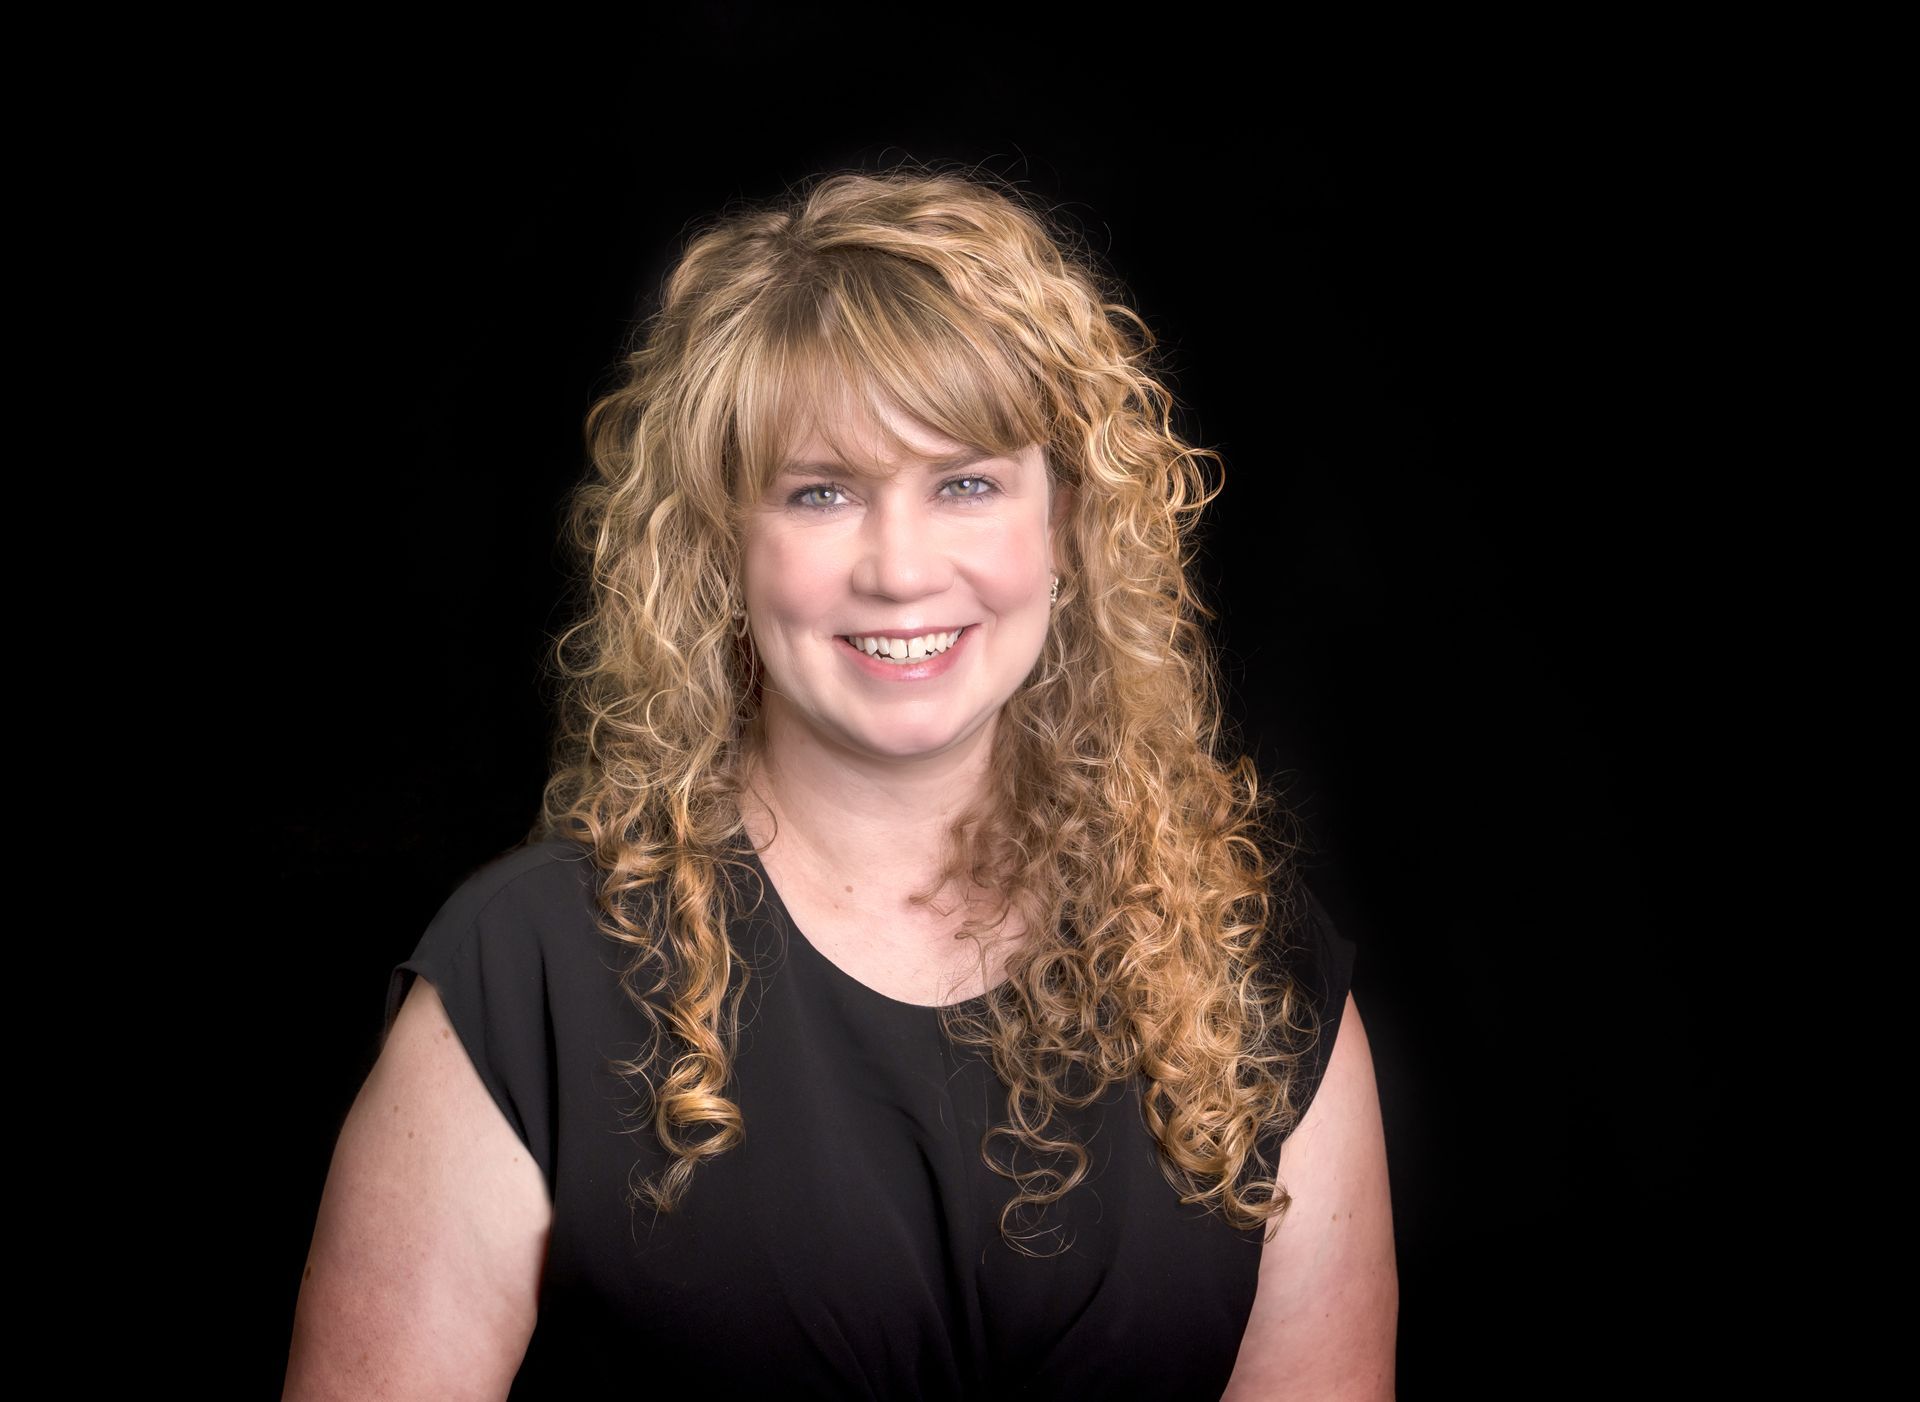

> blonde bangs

[{"left": 731, "top": 253, "right": 1051, "bottom": 505}]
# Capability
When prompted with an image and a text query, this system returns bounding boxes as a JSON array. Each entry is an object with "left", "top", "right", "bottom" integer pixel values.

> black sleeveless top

[{"left": 382, "top": 833, "right": 1358, "bottom": 1399}]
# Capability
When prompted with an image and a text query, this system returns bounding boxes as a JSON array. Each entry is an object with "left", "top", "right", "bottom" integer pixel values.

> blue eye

[{"left": 786, "top": 477, "right": 1001, "bottom": 510}]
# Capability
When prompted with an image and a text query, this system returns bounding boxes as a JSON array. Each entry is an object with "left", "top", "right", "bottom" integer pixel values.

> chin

[
  {"left": 850, "top": 719, "right": 976, "bottom": 757},
  {"left": 861, "top": 733, "right": 962, "bottom": 759}
]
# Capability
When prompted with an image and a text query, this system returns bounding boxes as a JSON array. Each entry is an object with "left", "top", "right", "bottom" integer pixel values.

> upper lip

[{"left": 838, "top": 623, "right": 974, "bottom": 637}]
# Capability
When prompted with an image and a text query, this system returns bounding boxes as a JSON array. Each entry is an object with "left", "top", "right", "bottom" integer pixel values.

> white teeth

[{"left": 845, "top": 628, "right": 963, "bottom": 661}]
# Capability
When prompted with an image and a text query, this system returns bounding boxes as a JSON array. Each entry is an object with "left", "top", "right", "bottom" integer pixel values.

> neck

[{"left": 737, "top": 717, "right": 997, "bottom": 909}]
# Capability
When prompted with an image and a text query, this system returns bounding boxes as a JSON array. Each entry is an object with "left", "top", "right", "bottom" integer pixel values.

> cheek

[
  {"left": 747, "top": 533, "right": 837, "bottom": 618},
  {"left": 974, "top": 523, "right": 1052, "bottom": 604}
]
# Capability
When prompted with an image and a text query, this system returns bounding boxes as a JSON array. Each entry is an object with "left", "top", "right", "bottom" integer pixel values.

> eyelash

[{"left": 786, "top": 476, "right": 1003, "bottom": 511}]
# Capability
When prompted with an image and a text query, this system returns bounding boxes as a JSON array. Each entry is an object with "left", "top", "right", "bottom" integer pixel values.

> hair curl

[{"left": 529, "top": 160, "right": 1327, "bottom": 1254}]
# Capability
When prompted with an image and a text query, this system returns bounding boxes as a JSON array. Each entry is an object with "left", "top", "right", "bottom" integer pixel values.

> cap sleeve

[
  {"left": 381, "top": 851, "right": 560, "bottom": 1193},
  {"left": 1271, "top": 881, "right": 1361, "bottom": 1143}
]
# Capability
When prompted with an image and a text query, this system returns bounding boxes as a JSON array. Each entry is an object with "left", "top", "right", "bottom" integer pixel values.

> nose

[{"left": 851, "top": 489, "right": 954, "bottom": 599}]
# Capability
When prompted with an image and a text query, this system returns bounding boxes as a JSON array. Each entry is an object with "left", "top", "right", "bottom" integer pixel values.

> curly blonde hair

[{"left": 529, "top": 160, "right": 1327, "bottom": 1253}]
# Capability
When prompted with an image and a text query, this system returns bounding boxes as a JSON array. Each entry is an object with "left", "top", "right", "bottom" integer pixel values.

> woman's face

[{"left": 740, "top": 398, "right": 1062, "bottom": 772}]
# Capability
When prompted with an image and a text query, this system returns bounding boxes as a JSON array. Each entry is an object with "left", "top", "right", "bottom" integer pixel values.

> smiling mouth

[{"left": 837, "top": 625, "right": 973, "bottom": 662}]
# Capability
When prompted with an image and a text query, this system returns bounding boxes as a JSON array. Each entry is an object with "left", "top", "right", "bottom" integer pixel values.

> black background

[{"left": 228, "top": 18, "right": 1745, "bottom": 1395}]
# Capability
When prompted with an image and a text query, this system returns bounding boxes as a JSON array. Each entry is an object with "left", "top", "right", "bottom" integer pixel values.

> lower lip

[{"left": 837, "top": 626, "right": 973, "bottom": 681}]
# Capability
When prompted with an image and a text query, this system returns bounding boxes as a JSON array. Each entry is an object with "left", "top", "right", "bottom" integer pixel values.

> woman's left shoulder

[{"left": 1223, "top": 985, "right": 1398, "bottom": 1398}]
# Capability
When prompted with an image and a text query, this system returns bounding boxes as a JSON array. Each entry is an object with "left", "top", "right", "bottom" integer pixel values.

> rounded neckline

[{"left": 736, "top": 835, "right": 1011, "bottom": 1015}]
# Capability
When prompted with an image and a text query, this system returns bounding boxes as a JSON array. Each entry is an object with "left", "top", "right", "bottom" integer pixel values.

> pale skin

[
  {"left": 734, "top": 400, "right": 1069, "bottom": 1003},
  {"left": 283, "top": 978, "right": 549, "bottom": 1401},
  {"left": 1220, "top": 994, "right": 1399, "bottom": 1399},
  {"left": 285, "top": 397, "right": 1397, "bottom": 1396}
]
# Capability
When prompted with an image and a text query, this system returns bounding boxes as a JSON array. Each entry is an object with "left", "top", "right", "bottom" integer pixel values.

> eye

[
  {"left": 786, "top": 476, "right": 1001, "bottom": 511},
  {"left": 788, "top": 482, "right": 848, "bottom": 510}
]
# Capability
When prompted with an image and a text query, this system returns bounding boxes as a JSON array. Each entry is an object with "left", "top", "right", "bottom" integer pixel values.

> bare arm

[
  {"left": 1221, "top": 993, "right": 1399, "bottom": 1400},
  {"left": 284, "top": 978, "right": 554, "bottom": 1401}
]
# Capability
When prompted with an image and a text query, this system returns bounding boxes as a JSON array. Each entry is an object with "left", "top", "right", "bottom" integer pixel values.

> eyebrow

[{"left": 776, "top": 449, "right": 1000, "bottom": 480}]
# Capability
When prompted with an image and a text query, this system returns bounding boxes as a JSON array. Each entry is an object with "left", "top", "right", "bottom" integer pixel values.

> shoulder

[
  {"left": 1288, "top": 881, "right": 1359, "bottom": 984},
  {"left": 1264, "top": 879, "right": 1361, "bottom": 1045},
  {"left": 1223, "top": 991, "right": 1398, "bottom": 1398},
  {"left": 1246, "top": 875, "right": 1365, "bottom": 1157},
  {"left": 397, "top": 836, "right": 608, "bottom": 993},
  {"left": 436, "top": 835, "right": 598, "bottom": 914},
  {"left": 423, "top": 836, "right": 602, "bottom": 937}
]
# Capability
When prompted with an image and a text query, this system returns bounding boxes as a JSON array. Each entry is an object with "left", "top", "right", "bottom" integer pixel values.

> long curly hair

[{"left": 529, "top": 161, "right": 1328, "bottom": 1254}]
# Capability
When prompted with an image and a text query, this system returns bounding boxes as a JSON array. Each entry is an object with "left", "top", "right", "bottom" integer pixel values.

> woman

[{"left": 286, "top": 165, "right": 1396, "bottom": 1399}]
